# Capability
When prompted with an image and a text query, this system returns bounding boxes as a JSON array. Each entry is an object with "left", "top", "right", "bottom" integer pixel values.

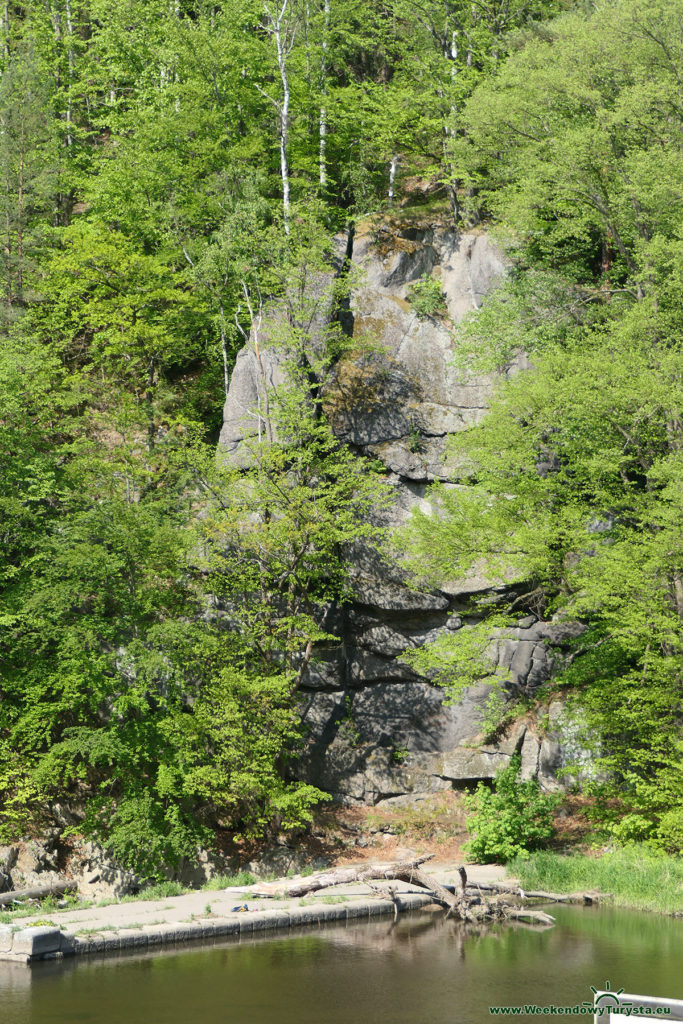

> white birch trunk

[
  {"left": 279, "top": 74, "right": 290, "bottom": 233},
  {"left": 173, "top": 0, "right": 180, "bottom": 111},
  {"left": 319, "top": 105, "right": 327, "bottom": 187},
  {"left": 388, "top": 154, "right": 399, "bottom": 203},
  {"left": 262, "top": 0, "right": 295, "bottom": 234},
  {"left": 65, "top": 0, "right": 74, "bottom": 148},
  {"left": 318, "top": 0, "right": 329, "bottom": 187},
  {"left": 273, "top": 3, "right": 291, "bottom": 234},
  {"left": 219, "top": 303, "right": 230, "bottom": 400}
]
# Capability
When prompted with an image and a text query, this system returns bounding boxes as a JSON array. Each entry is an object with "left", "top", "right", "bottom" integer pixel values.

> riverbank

[
  {"left": 0, "top": 863, "right": 508, "bottom": 964},
  {"left": 510, "top": 846, "right": 683, "bottom": 914}
]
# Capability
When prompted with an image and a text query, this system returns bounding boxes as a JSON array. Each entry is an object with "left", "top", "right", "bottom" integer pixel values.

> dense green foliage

[
  {"left": 406, "top": 0, "right": 683, "bottom": 849},
  {"left": 408, "top": 275, "right": 448, "bottom": 320},
  {"left": 0, "top": 327, "right": 331, "bottom": 874},
  {"left": 511, "top": 847, "right": 683, "bottom": 914},
  {"left": 463, "top": 755, "right": 559, "bottom": 863},
  {"left": 0, "top": 0, "right": 681, "bottom": 868}
]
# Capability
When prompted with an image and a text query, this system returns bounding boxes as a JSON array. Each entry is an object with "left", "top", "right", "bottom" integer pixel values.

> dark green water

[{"left": 1, "top": 906, "right": 682, "bottom": 1024}]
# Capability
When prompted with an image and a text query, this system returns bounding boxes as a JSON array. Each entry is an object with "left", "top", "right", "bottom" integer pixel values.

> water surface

[{"left": 2, "top": 905, "right": 682, "bottom": 1024}]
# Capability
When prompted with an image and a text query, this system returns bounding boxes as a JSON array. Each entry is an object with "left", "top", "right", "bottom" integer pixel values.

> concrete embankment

[
  {"left": 0, "top": 893, "right": 435, "bottom": 963},
  {"left": 0, "top": 864, "right": 507, "bottom": 964}
]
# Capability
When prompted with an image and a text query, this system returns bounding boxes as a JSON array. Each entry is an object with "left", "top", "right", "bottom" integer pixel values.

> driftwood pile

[{"left": 231, "top": 854, "right": 603, "bottom": 928}]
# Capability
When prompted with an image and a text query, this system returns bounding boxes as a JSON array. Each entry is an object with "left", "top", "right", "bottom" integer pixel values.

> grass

[
  {"left": 509, "top": 846, "right": 683, "bottom": 914},
  {"left": 95, "top": 881, "right": 188, "bottom": 908},
  {"left": 202, "top": 871, "right": 256, "bottom": 890},
  {"left": 0, "top": 894, "right": 91, "bottom": 923},
  {"left": 129, "top": 881, "right": 187, "bottom": 901}
]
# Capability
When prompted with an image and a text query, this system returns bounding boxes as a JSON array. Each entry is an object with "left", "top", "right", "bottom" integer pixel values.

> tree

[
  {"left": 0, "top": 328, "right": 326, "bottom": 874},
  {"left": 0, "top": 42, "right": 56, "bottom": 321},
  {"left": 450, "top": 0, "right": 683, "bottom": 270},
  {"left": 199, "top": 396, "right": 387, "bottom": 682},
  {"left": 257, "top": 0, "right": 299, "bottom": 232},
  {"left": 192, "top": 215, "right": 388, "bottom": 680},
  {"left": 405, "top": 0, "right": 683, "bottom": 850},
  {"left": 34, "top": 220, "right": 214, "bottom": 445}
]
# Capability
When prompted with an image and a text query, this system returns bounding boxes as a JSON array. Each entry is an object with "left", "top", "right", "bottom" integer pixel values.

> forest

[{"left": 0, "top": 0, "right": 681, "bottom": 875}]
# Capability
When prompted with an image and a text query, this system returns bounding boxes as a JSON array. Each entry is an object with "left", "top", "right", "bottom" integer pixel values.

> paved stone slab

[
  {"left": 0, "top": 927, "right": 13, "bottom": 954},
  {"left": 11, "top": 927, "right": 61, "bottom": 957}
]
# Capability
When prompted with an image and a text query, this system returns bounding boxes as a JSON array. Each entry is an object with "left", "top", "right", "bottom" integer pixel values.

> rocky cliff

[{"left": 218, "top": 214, "right": 578, "bottom": 806}]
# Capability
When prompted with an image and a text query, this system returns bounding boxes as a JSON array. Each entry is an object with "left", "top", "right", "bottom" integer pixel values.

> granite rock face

[
  {"left": 217, "top": 216, "right": 575, "bottom": 804},
  {"left": 0, "top": 836, "right": 143, "bottom": 900},
  {"left": 0, "top": 836, "right": 241, "bottom": 900}
]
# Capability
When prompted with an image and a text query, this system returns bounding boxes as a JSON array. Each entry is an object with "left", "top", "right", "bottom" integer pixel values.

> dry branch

[{"left": 467, "top": 881, "right": 602, "bottom": 904}]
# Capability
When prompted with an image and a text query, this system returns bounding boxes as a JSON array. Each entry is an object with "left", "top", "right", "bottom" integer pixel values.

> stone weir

[{"left": 217, "top": 215, "right": 577, "bottom": 806}]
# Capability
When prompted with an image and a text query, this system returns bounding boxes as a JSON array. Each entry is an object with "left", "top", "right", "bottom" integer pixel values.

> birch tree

[
  {"left": 318, "top": 0, "right": 329, "bottom": 188},
  {"left": 257, "top": 0, "right": 299, "bottom": 234}
]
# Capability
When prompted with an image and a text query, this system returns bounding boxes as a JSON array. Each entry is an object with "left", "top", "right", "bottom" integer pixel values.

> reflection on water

[{"left": 1, "top": 905, "right": 682, "bottom": 1024}]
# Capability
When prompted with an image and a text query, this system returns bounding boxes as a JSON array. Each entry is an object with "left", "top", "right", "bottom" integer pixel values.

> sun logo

[{"left": 588, "top": 982, "right": 630, "bottom": 1016}]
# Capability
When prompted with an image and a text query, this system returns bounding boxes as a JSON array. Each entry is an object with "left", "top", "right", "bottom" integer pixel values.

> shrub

[
  {"left": 463, "top": 754, "right": 559, "bottom": 863},
  {"left": 408, "top": 275, "right": 447, "bottom": 319}
]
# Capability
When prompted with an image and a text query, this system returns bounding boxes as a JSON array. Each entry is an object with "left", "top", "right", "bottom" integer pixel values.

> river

[{"left": 2, "top": 905, "right": 682, "bottom": 1023}]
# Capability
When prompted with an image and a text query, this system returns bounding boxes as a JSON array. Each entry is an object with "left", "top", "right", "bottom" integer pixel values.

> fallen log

[
  {"left": 0, "top": 880, "right": 77, "bottom": 908},
  {"left": 231, "top": 859, "right": 557, "bottom": 927},
  {"left": 467, "top": 881, "right": 602, "bottom": 904},
  {"left": 520, "top": 888, "right": 601, "bottom": 905},
  {"left": 245, "top": 855, "right": 435, "bottom": 899},
  {"left": 389, "top": 864, "right": 462, "bottom": 916}
]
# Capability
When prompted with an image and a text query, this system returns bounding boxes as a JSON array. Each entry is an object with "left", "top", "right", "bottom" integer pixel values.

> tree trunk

[
  {"left": 276, "top": 30, "right": 291, "bottom": 233},
  {"left": 65, "top": 0, "right": 74, "bottom": 148},
  {"left": 16, "top": 112, "right": 24, "bottom": 301},
  {"left": 243, "top": 855, "right": 435, "bottom": 898},
  {"left": 388, "top": 154, "right": 399, "bottom": 203},
  {"left": 219, "top": 302, "right": 230, "bottom": 400},
  {"left": 229, "top": 859, "right": 569, "bottom": 926},
  {"left": 263, "top": 0, "right": 294, "bottom": 234},
  {"left": 318, "top": 0, "right": 329, "bottom": 188},
  {"left": 0, "top": 880, "right": 77, "bottom": 907}
]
